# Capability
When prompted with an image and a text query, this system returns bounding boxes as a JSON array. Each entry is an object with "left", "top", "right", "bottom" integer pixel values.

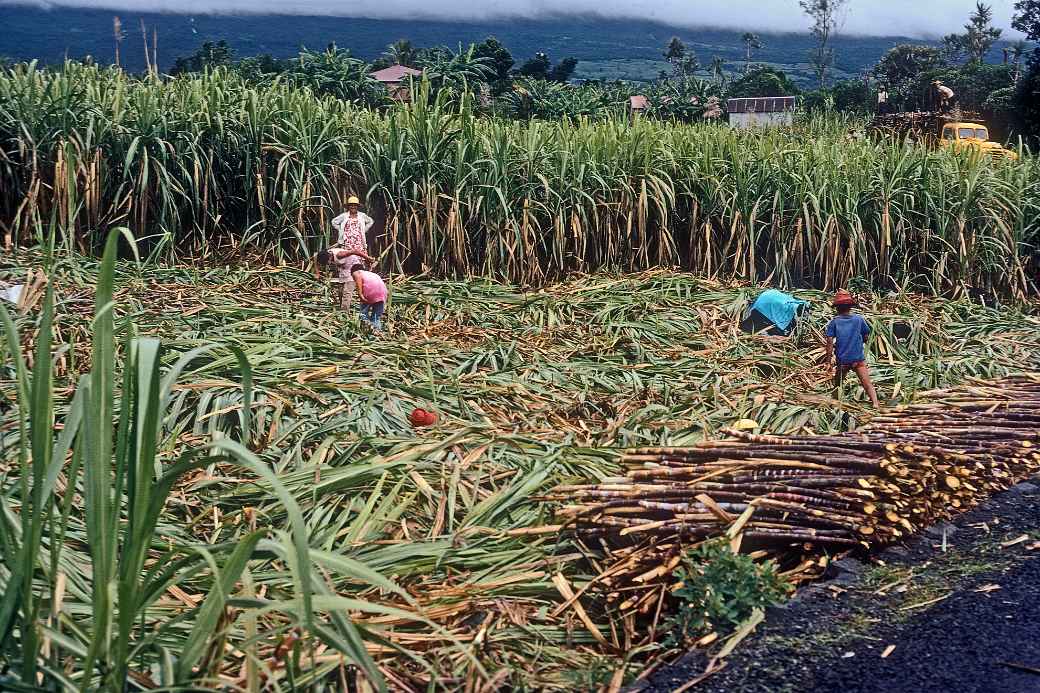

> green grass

[
  {"left": 861, "top": 541, "right": 1014, "bottom": 627},
  {"left": 763, "top": 547, "right": 1010, "bottom": 655}
]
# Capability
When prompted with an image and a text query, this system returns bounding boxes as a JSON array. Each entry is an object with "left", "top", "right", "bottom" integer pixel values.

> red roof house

[
  {"left": 371, "top": 65, "right": 423, "bottom": 83},
  {"left": 371, "top": 65, "right": 423, "bottom": 101},
  {"left": 628, "top": 95, "right": 649, "bottom": 124}
]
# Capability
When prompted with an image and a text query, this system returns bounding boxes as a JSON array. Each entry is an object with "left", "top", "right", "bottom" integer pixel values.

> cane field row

[
  {"left": 1, "top": 62, "right": 1039, "bottom": 297},
  {"left": 2, "top": 236, "right": 1039, "bottom": 690}
]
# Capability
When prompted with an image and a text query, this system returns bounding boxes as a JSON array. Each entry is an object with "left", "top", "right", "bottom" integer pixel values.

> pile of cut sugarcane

[
  {"left": 553, "top": 376, "right": 1040, "bottom": 551},
  {"left": 866, "top": 109, "right": 982, "bottom": 140}
]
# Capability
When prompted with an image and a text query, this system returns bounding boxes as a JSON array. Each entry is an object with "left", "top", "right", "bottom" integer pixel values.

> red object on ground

[{"left": 409, "top": 408, "right": 438, "bottom": 427}]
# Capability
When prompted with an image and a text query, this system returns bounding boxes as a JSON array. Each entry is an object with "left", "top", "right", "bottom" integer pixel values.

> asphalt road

[{"left": 631, "top": 478, "right": 1040, "bottom": 693}]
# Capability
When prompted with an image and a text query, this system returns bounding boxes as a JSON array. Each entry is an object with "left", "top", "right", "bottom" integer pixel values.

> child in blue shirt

[{"left": 825, "top": 290, "right": 881, "bottom": 408}]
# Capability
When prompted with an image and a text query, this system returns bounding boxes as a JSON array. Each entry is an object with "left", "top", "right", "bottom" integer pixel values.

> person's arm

[
  {"left": 353, "top": 273, "right": 365, "bottom": 297},
  {"left": 824, "top": 321, "right": 836, "bottom": 365},
  {"left": 331, "top": 214, "right": 346, "bottom": 244},
  {"left": 861, "top": 316, "right": 871, "bottom": 344},
  {"left": 338, "top": 245, "right": 373, "bottom": 261},
  {"left": 359, "top": 213, "right": 376, "bottom": 260},
  {"left": 341, "top": 249, "right": 373, "bottom": 261}
]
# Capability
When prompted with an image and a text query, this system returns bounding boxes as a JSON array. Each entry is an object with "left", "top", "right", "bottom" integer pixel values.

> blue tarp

[{"left": 750, "top": 290, "right": 807, "bottom": 332}]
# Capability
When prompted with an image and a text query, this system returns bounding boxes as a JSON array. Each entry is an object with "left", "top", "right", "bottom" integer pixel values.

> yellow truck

[
  {"left": 868, "top": 111, "right": 1018, "bottom": 160},
  {"left": 938, "top": 121, "right": 1018, "bottom": 160}
]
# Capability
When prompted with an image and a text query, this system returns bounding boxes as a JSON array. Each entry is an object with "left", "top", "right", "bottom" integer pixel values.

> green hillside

[{"left": 0, "top": 4, "right": 997, "bottom": 87}]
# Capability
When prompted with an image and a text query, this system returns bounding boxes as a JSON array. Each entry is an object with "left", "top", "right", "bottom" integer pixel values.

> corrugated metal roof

[
  {"left": 726, "top": 96, "right": 797, "bottom": 114},
  {"left": 370, "top": 65, "right": 423, "bottom": 82},
  {"left": 630, "top": 95, "right": 649, "bottom": 110}
]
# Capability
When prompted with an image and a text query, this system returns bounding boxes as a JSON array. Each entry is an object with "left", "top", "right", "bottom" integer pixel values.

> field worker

[
  {"left": 824, "top": 289, "right": 881, "bottom": 408},
  {"left": 315, "top": 246, "right": 374, "bottom": 311},
  {"left": 350, "top": 263, "right": 388, "bottom": 332},
  {"left": 330, "top": 195, "right": 375, "bottom": 310},
  {"left": 876, "top": 89, "right": 888, "bottom": 115},
  {"left": 742, "top": 289, "right": 807, "bottom": 337},
  {"left": 932, "top": 80, "right": 954, "bottom": 111}
]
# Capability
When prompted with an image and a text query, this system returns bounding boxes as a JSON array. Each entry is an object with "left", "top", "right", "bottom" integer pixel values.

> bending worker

[
  {"left": 742, "top": 289, "right": 808, "bottom": 337},
  {"left": 932, "top": 80, "right": 954, "bottom": 111}
]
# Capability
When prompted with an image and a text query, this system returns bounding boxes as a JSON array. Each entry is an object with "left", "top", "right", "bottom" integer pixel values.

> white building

[{"left": 727, "top": 96, "right": 797, "bottom": 129}]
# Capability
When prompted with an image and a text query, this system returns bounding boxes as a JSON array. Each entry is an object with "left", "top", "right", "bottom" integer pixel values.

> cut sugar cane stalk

[{"left": 550, "top": 376, "right": 1040, "bottom": 617}]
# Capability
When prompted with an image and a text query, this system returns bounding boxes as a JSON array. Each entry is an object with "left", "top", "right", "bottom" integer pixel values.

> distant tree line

[
  {"left": 165, "top": 34, "right": 729, "bottom": 122},
  {"left": 793, "top": 1, "right": 1038, "bottom": 143},
  {"left": 6, "top": 0, "right": 1035, "bottom": 141},
  {"left": 169, "top": 36, "right": 577, "bottom": 96},
  {"left": 1013, "top": 0, "right": 1040, "bottom": 141}
]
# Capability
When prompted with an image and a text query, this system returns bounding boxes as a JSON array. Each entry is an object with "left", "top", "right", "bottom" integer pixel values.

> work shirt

[
  {"left": 354, "top": 270, "right": 387, "bottom": 304},
  {"left": 749, "top": 289, "right": 807, "bottom": 332},
  {"left": 826, "top": 314, "right": 870, "bottom": 365},
  {"left": 332, "top": 211, "right": 374, "bottom": 247},
  {"left": 329, "top": 249, "right": 359, "bottom": 281}
]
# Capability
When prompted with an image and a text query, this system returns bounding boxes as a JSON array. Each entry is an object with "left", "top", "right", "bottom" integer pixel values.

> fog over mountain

[{"left": 12, "top": 0, "right": 1025, "bottom": 38}]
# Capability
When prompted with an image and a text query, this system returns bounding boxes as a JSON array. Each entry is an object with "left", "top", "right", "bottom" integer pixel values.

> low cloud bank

[{"left": 22, "top": 0, "right": 1024, "bottom": 38}]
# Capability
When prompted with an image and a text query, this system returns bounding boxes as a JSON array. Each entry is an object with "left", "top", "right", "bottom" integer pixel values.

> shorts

[{"left": 837, "top": 360, "right": 866, "bottom": 370}]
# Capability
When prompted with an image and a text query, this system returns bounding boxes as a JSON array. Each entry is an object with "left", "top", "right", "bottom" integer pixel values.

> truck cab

[{"left": 939, "top": 122, "right": 1018, "bottom": 160}]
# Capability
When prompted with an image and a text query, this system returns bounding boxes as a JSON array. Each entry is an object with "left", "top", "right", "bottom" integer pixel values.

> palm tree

[
  {"left": 1008, "top": 40, "right": 1027, "bottom": 81},
  {"left": 416, "top": 44, "right": 494, "bottom": 102},
  {"left": 742, "top": 32, "right": 762, "bottom": 74},
  {"left": 112, "top": 16, "right": 125, "bottom": 68},
  {"left": 284, "top": 47, "right": 385, "bottom": 107},
  {"left": 384, "top": 39, "right": 418, "bottom": 67},
  {"left": 663, "top": 37, "right": 698, "bottom": 80},
  {"left": 645, "top": 78, "right": 723, "bottom": 122},
  {"left": 710, "top": 56, "right": 727, "bottom": 86}
]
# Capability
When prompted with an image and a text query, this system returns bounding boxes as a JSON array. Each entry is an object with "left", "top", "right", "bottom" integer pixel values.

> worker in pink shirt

[
  {"left": 350, "top": 263, "right": 388, "bottom": 332},
  {"left": 315, "top": 246, "right": 373, "bottom": 313}
]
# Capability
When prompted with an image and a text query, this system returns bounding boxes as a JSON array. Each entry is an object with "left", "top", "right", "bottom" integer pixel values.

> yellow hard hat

[{"left": 347, "top": 195, "right": 360, "bottom": 205}]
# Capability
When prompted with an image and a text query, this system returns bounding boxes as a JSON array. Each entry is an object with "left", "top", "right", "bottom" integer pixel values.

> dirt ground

[{"left": 631, "top": 476, "right": 1040, "bottom": 693}]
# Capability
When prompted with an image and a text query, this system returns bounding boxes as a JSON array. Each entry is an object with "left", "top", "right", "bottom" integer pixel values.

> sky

[{"left": 11, "top": 0, "right": 1026, "bottom": 38}]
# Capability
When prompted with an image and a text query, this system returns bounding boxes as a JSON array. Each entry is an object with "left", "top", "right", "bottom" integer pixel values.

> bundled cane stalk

[{"left": 550, "top": 375, "right": 1040, "bottom": 614}]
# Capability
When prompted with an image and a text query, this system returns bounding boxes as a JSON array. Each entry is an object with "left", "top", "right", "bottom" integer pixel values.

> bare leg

[
  {"left": 338, "top": 281, "right": 353, "bottom": 312},
  {"left": 833, "top": 364, "right": 846, "bottom": 392},
  {"left": 854, "top": 364, "right": 881, "bottom": 408}
]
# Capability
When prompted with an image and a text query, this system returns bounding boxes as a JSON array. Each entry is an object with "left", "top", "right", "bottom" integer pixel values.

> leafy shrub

[
  {"left": 726, "top": 66, "right": 800, "bottom": 98},
  {"left": 984, "top": 85, "right": 1016, "bottom": 113},
  {"left": 804, "top": 79, "right": 874, "bottom": 114},
  {"left": 1016, "top": 49, "right": 1040, "bottom": 145},
  {"left": 664, "top": 540, "right": 790, "bottom": 646}
]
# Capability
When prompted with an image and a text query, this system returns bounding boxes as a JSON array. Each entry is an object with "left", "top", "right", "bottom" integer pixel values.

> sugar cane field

[{"left": 2, "top": 63, "right": 1040, "bottom": 692}]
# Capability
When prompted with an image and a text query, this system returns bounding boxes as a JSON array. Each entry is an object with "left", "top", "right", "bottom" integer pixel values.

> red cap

[{"left": 832, "top": 289, "right": 856, "bottom": 307}]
